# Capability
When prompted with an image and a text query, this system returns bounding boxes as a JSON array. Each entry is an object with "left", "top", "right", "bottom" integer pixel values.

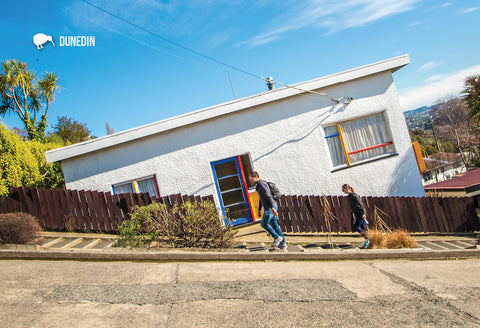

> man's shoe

[
  {"left": 278, "top": 243, "right": 288, "bottom": 250},
  {"left": 273, "top": 237, "right": 283, "bottom": 247}
]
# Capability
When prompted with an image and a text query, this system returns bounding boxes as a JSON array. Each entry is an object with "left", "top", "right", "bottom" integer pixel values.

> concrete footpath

[{"left": 0, "top": 223, "right": 479, "bottom": 261}]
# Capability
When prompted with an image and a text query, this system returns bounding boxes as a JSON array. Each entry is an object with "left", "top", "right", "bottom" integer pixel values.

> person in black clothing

[
  {"left": 249, "top": 171, "right": 286, "bottom": 249},
  {"left": 342, "top": 184, "right": 370, "bottom": 248}
]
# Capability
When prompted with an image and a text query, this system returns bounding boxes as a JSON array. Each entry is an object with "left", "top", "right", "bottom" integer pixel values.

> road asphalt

[{"left": 0, "top": 223, "right": 478, "bottom": 261}]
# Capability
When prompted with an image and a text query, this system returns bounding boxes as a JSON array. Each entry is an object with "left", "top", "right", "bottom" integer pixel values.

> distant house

[
  {"left": 45, "top": 55, "right": 425, "bottom": 226},
  {"left": 424, "top": 169, "right": 480, "bottom": 208},
  {"left": 423, "top": 152, "right": 466, "bottom": 185}
]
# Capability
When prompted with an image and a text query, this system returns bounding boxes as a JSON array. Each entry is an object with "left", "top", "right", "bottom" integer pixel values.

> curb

[{"left": 1, "top": 247, "right": 479, "bottom": 262}]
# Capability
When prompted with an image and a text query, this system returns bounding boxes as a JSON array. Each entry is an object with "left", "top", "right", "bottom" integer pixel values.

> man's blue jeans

[{"left": 261, "top": 205, "right": 285, "bottom": 244}]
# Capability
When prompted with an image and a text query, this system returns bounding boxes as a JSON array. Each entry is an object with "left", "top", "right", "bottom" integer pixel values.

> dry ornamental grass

[{"left": 366, "top": 228, "right": 416, "bottom": 249}]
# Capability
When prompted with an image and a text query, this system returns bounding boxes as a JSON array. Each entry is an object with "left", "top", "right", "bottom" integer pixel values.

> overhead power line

[{"left": 77, "top": 0, "right": 352, "bottom": 104}]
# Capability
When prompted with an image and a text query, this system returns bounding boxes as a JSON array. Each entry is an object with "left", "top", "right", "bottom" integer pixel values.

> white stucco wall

[{"left": 61, "top": 71, "right": 425, "bottom": 201}]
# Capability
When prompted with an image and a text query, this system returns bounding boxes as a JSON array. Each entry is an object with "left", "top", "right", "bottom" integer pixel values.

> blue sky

[{"left": 1, "top": 0, "right": 479, "bottom": 137}]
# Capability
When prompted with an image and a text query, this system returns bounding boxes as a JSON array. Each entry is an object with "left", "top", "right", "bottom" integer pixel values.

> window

[
  {"left": 324, "top": 112, "right": 395, "bottom": 168},
  {"left": 112, "top": 175, "right": 159, "bottom": 197}
]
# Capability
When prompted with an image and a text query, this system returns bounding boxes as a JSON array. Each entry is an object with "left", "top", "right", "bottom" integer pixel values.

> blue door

[{"left": 211, "top": 157, "right": 253, "bottom": 226}]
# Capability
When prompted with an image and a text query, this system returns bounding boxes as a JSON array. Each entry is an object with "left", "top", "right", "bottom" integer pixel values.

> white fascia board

[{"left": 45, "top": 54, "right": 409, "bottom": 163}]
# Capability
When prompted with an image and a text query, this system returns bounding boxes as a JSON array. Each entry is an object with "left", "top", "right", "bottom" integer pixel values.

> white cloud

[
  {"left": 398, "top": 64, "right": 480, "bottom": 111},
  {"left": 419, "top": 60, "right": 445, "bottom": 72},
  {"left": 424, "top": 74, "right": 443, "bottom": 82},
  {"left": 461, "top": 7, "right": 479, "bottom": 14},
  {"left": 239, "top": 0, "right": 419, "bottom": 47}
]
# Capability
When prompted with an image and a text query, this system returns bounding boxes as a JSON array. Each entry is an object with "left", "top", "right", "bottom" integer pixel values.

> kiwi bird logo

[{"left": 33, "top": 33, "right": 55, "bottom": 49}]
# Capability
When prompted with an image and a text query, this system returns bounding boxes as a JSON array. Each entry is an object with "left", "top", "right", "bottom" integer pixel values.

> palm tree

[
  {"left": 0, "top": 59, "right": 60, "bottom": 141},
  {"left": 463, "top": 74, "right": 480, "bottom": 119}
]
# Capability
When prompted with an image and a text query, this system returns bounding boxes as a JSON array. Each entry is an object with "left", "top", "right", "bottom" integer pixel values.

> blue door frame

[{"left": 211, "top": 157, "right": 253, "bottom": 226}]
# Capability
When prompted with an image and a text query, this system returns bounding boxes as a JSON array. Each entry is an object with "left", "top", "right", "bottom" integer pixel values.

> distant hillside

[
  {"left": 403, "top": 105, "right": 434, "bottom": 116},
  {"left": 403, "top": 105, "right": 434, "bottom": 130}
]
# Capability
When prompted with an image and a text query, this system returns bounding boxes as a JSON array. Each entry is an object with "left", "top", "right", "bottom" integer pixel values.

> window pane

[
  {"left": 324, "top": 125, "right": 346, "bottom": 167},
  {"left": 218, "top": 175, "right": 241, "bottom": 192},
  {"left": 221, "top": 189, "right": 245, "bottom": 207},
  {"left": 214, "top": 161, "right": 237, "bottom": 178},
  {"left": 225, "top": 204, "right": 249, "bottom": 220},
  {"left": 115, "top": 182, "right": 133, "bottom": 194},
  {"left": 341, "top": 113, "right": 393, "bottom": 163},
  {"left": 137, "top": 178, "right": 158, "bottom": 197}
]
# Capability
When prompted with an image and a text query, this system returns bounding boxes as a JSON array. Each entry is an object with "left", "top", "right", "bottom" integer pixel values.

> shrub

[
  {"left": 117, "top": 200, "right": 237, "bottom": 248},
  {"left": 366, "top": 228, "right": 416, "bottom": 249},
  {"left": 385, "top": 229, "right": 417, "bottom": 249},
  {"left": 366, "top": 228, "right": 388, "bottom": 249},
  {"left": 0, "top": 212, "right": 43, "bottom": 244}
]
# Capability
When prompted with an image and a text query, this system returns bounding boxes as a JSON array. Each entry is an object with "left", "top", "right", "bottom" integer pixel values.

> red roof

[{"left": 424, "top": 168, "right": 480, "bottom": 190}]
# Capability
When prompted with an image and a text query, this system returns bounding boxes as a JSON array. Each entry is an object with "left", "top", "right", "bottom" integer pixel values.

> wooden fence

[
  {"left": 276, "top": 194, "right": 479, "bottom": 233},
  {"left": 0, "top": 187, "right": 478, "bottom": 233},
  {"left": 0, "top": 187, "right": 213, "bottom": 233}
]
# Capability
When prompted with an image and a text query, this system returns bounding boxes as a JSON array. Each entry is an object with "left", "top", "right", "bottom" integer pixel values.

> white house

[{"left": 46, "top": 54, "right": 425, "bottom": 226}]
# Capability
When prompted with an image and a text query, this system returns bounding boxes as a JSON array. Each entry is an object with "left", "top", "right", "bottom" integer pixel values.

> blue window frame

[{"left": 211, "top": 156, "right": 253, "bottom": 226}]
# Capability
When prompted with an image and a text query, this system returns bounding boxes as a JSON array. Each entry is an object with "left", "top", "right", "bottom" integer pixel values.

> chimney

[{"left": 266, "top": 77, "right": 274, "bottom": 91}]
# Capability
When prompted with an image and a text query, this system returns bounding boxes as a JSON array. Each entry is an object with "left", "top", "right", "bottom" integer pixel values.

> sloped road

[{"left": 1, "top": 259, "right": 479, "bottom": 327}]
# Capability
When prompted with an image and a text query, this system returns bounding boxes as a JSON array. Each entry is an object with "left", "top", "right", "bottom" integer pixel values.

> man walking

[{"left": 249, "top": 171, "right": 286, "bottom": 249}]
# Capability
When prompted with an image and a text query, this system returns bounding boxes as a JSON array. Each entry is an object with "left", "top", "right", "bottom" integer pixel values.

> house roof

[
  {"left": 45, "top": 54, "right": 410, "bottom": 163},
  {"left": 428, "top": 152, "right": 462, "bottom": 163},
  {"left": 424, "top": 168, "right": 480, "bottom": 190},
  {"left": 424, "top": 152, "right": 463, "bottom": 171}
]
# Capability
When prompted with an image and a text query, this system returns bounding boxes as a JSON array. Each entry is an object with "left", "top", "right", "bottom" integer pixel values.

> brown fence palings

[
  {"left": 310, "top": 195, "right": 324, "bottom": 232},
  {"left": 279, "top": 195, "right": 293, "bottom": 232},
  {"left": 338, "top": 196, "right": 353, "bottom": 232},
  {"left": 278, "top": 195, "right": 292, "bottom": 232},
  {"left": 95, "top": 192, "right": 109, "bottom": 232},
  {"left": 70, "top": 190, "right": 84, "bottom": 231},
  {"left": 57, "top": 189, "right": 69, "bottom": 230},
  {"left": 111, "top": 193, "right": 126, "bottom": 230},
  {"left": 425, "top": 197, "right": 440, "bottom": 232},
  {"left": 326, "top": 196, "right": 340, "bottom": 232},
  {"left": 315, "top": 196, "right": 326, "bottom": 232},
  {"left": 437, "top": 197, "right": 451, "bottom": 232},
  {"left": 410, "top": 197, "right": 423, "bottom": 232},
  {"left": 77, "top": 190, "right": 91, "bottom": 231},
  {"left": 293, "top": 195, "right": 308, "bottom": 233},
  {"left": 453, "top": 197, "right": 471, "bottom": 232},
  {"left": 20, "top": 187, "right": 35, "bottom": 217},
  {"left": 86, "top": 191, "right": 100, "bottom": 231},
  {"left": 443, "top": 197, "right": 458, "bottom": 232},
  {"left": 281, "top": 196, "right": 295, "bottom": 233},
  {"left": 399, "top": 197, "right": 413, "bottom": 231},
  {"left": 415, "top": 197, "right": 429, "bottom": 232},
  {"left": 1, "top": 187, "right": 478, "bottom": 233},
  {"left": 49, "top": 189, "right": 61, "bottom": 230},
  {"left": 104, "top": 192, "right": 118, "bottom": 232},
  {"left": 301, "top": 196, "right": 316, "bottom": 233},
  {"left": 36, "top": 188, "right": 50, "bottom": 229},
  {"left": 289, "top": 196, "right": 301, "bottom": 233},
  {"left": 297, "top": 196, "right": 311, "bottom": 233}
]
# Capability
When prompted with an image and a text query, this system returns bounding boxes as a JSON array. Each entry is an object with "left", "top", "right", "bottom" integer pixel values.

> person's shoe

[
  {"left": 278, "top": 243, "right": 288, "bottom": 250},
  {"left": 360, "top": 240, "right": 370, "bottom": 249},
  {"left": 273, "top": 236, "right": 283, "bottom": 247}
]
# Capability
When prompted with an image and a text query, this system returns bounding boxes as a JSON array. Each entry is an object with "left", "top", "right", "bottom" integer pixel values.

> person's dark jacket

[
  {"left": 347, "top": 192, "right": 366, "bottom": 219},
  {"left": 256, "top": 179, "right": 277, "bottom": 210}
]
